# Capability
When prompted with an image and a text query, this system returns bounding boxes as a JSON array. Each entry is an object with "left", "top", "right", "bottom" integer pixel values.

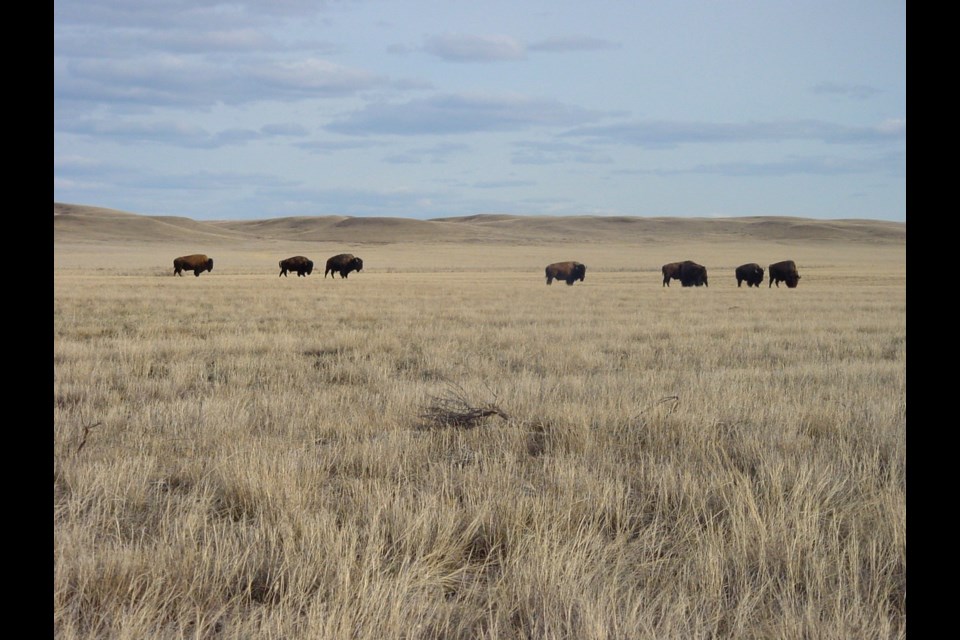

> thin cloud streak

[
  {"left": 810, "top": 81, "right": 883, "bottom": 100},
  {"left": 564, "top": 119, "right": 906, "bottom": 148},
  {"left": 56, "top": 55, "right": 387, "bottom": 109},
  {"left": 327, "top": 93, "right": 605, "bottom": 136},
  {"left": 528, "top": 36, "right": 620, "bottom": 52},
  {"left": 617, "top": 152, "right": 905, "bottom": 177},
  {"left": 54, "top": 0, "right": 329, "bottom": 29},
  {"left": 511, "top": 140, "right": 613, "bottom": 165},
  {"left": 57, "top": 118, "right": 316, "bottom": 149},
  {"left": 422, "top": 34, "right": 526, "bottom": 62}
]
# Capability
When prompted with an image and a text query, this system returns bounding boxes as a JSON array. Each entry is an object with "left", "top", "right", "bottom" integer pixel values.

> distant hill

[
  {"left": 54, "top": 203, "right": 249, "bottom": 244},
  {"left": 54, "top": 203, "right": 905, "bottom": 246}
]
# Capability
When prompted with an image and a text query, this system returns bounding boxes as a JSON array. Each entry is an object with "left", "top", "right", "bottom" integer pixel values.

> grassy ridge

[{"left": 54, "top": 244, "right": 905, "bottom": 638}]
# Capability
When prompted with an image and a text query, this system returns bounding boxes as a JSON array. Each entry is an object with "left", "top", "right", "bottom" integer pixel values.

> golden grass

[{"left": 54, "top": 232, "right": 905, "bottom": 639}]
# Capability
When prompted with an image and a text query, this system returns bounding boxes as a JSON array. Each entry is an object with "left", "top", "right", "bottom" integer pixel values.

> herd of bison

[{"left": 172, "top": 253, "right": 802, "bottom": 289}]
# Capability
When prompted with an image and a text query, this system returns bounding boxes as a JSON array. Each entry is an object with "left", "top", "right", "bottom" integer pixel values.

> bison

[
  {"left": 173, "top": 254, "right": 213, "bottom": 277},
  {"left": 679, "top": 261, "right": 708, "bottom": 287},
  {"left": 545, "top": 261, "right": 586, "bottom": 285},
  {"left": 279, "top": 256, "right": 314, "bottom": 277},
  {"left": 661, "top": 262, "right": 684, "bottom": 287},
  {"left": 768, "top": 260, "right": 801, "bottom": 288},
  {"left": 735, "top": 263, "right": 764, "bottom": 288},
  {"left": 325, "top": 254, "right": 364, "bottom": 279}
]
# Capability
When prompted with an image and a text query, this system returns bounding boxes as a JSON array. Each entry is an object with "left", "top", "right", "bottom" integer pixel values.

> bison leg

[{"left": 546, "top": 276, "right": 553, "bottom": 285}]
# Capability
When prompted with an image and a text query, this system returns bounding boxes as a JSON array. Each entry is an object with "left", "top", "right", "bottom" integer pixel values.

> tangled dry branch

[
  {"left": 76, "top": 411, "right": 103, "bottom": 454},
  {"left": 419, "top": 381, "right": 510, "bottom": 430}
]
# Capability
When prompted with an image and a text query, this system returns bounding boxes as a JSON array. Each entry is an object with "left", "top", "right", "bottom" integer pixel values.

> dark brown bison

[
  {"left": 661, "top": 262, "right": 684, "bottom": 287},
  {"left": 173, "top": 254, "right": 213, "bottom": 277},
  {"left": 325, "top": 254, "right": 363, "bottom": 279},
  {"left": 735, "top": 263, "right": 764, "bottom": 288},
  {"left": 545, "top": 261, "right": 586, "bottom": 285},
  {"left": 679, "top": 261, "right": 708, "bottom": 287},
  {"left": 279, "top": 256, "right": 314, "bottom": 277},
  {"left": 768, "top": 260, "right": 801, "bottom": 288}
]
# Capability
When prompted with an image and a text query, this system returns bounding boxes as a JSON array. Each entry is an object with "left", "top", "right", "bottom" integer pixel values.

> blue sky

[{"left": 54, "top": 0, "right": 906, "bottom": 221}]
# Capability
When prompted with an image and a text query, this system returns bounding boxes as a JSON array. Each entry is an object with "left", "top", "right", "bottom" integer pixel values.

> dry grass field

[{"left": 54, "top": 204, "right": 906, "bottom": 639}]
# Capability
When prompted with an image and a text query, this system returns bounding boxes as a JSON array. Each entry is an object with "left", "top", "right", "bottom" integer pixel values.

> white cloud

[
  {"left": 422, "top": 34, "right": 526, "bottom": 62},
  {"left": 243, "top": 58, "right": 384, "bottom": 95}
]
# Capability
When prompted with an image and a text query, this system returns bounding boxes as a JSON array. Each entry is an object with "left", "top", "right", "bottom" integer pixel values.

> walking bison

[
  {"left": 661, "top": 262, "right": 684, "bottom": 287},
  {"left": 173, "top": 254, "right": 213, "bottom": 277},
  {"left": 735, "top": 263, "right": 764, "bottom": 288},
  {"left": 679, "top": 261, "right": 708, "bottom": 287},
  {"left": 545, "top": 261, "right": 586, "bottom": 285},
  {"left": 768, "top": 260, "right": 801, "bottom": 288},
  {"left": 325, "top": 254, "right": 364, "bottom": 279},
  {"left": 279, "top": 256, "right": 314, "bottom": 277}
]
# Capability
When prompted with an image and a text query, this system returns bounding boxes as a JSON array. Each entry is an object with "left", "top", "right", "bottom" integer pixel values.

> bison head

[
  {"left": 305, "top": 260, "right": 314, "bottom": 275},
  {"left": 206, "top": 258, "right": 214, "bottom": 272},
  {"left": 351, "top": 257, "right": 363, "bottom": 272},
  {"left": 573, "top": 263, "right": 586, "bottom": 281}
]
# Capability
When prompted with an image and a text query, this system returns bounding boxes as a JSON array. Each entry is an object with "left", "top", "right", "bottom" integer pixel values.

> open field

[{"left": 54, "top": 205, "right": 905, "bottom": 638}]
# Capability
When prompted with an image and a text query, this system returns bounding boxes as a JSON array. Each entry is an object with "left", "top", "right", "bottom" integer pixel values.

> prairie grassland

[{"left": 54, "top": 241, "right": 905, "bottom": 639}]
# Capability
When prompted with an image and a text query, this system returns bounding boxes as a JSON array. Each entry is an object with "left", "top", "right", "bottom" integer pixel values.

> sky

[{"left": 54, "top": 0, "right": 906, "bottom": 222}]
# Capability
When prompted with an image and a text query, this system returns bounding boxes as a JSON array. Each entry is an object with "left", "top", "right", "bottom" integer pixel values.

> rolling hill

[{"left": 54, "top": 203, "right": 905, "bottom": 247}]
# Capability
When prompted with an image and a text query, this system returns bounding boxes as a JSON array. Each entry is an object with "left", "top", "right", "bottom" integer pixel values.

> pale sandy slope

[{"left": 54, "top": 202, "right": 905, "bottom": 247}]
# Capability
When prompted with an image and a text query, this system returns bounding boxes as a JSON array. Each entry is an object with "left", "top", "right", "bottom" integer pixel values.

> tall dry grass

[{"left": 54, "top": 241, "right": 905, "bottom": 639}]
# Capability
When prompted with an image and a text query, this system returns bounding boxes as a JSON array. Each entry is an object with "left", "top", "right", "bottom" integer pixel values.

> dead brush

[
  {"left": 418, "top": 380, "right": 510, "bottom": 430},
  {"left": 75, "top": 410, "right": 103, "bottom": 454},
  {"left": 632, "top": 395, "right": 680, "bottom": 427}
]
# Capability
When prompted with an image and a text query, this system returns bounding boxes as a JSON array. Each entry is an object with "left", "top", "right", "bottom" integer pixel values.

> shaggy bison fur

[
  {"left": 279, "top": 256, "right": 314, "bottom": 277},
  {"left": 325, "top": 254, "right": 364, "bottom": 279},
  {"left": 663, "top": 261, "right": 707, "bottom": 287},
  {"left": 679, "top": 261, "right": 708, "bottom": 287},
  {"left": 735, "top": 263, "right": 764, "bottom": 288},
  {"left": 545, "top": 261, "right": 586, "bottom": 285},
  {"left": 768, "top": 260, "right": 801, "bottom": 288},
  {"left": 173, "top": 254, "right": 214, "bottom": 277}
]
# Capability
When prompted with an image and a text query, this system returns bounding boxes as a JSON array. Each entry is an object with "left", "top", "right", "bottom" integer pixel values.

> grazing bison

[
  {"left": 661, "top": 262, "right": 685, "bottom": 287},
  {"left": 768, "top": 260, "right": 801, "bottom": 288},
  {"left": 173, "top": 254, "right": 213, "bottom": 277},
  {"left": 325, "top": 254, "right": 364, "bottom": 279},
  {"left": 679, "top": 261, "right": 708, "bottom": 287},
  {"left": 735, "top": 263, "right": 765, "bottom": 288},
  {"left": 279, "top": 256, "right": 314, "bottom": 277},
  {"left": 545, "top": 261, "right": 586, "bottom": 285}
]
